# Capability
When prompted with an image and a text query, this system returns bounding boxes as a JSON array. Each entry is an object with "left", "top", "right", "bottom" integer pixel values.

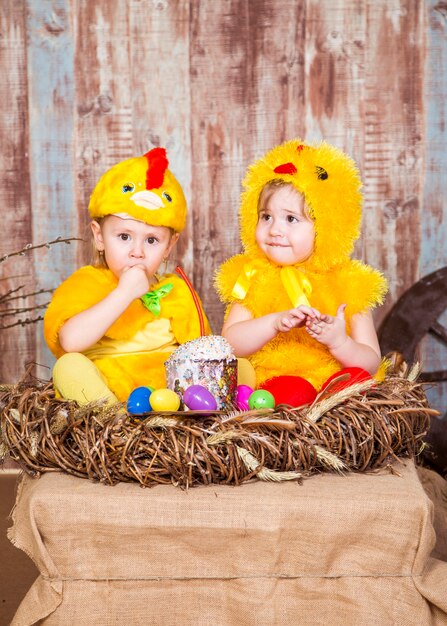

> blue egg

[{"left": 127, "top": 386, "right": 153, "bottom": 414}]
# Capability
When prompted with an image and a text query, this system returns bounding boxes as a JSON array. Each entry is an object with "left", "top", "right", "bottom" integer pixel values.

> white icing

[{"left": 165, "top": 335, "right": 235, "bottom": 363}]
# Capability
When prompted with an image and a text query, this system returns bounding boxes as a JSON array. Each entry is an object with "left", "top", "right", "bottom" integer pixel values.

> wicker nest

[{"left": 0, "top": 365, "right": 436, "bottom": 488}]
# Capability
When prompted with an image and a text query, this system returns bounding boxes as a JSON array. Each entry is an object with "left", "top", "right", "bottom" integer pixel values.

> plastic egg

[
  {"left": 320, "top": 367, "right": 372, "bottom": 394},
  {"left": 149, "top": 388, "right": 181, "bottom": 411},
  {"left": 127, "top": 386, "right": 153, "bottom": 414},
  {"left": 260, "top": 376, "right": 317, "bottom": 408},
  {"left": 248, "top": 389, "right": 276, "bottom": 410},
  {"left": 237, "top": 358, "right": 257, "bottom": 388},
  {"left": 183, "top": 385, "right": 217, "bottom": 411},
  {"left": 235, "top": 384, "right": 254, "bottom": 411}
]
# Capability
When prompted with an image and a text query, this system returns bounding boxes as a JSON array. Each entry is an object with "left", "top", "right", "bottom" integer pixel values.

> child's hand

[
  {"left": 274, "top": 305, "right": 321, "bottom": 333},
  {"left": 117, "top": 265, "right": 150, "bottom": 301},
  {"left": 306, "top": 303, "right": 348, "bottom": 349}
]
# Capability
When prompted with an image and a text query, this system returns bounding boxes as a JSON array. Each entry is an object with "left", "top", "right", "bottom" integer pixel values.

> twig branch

[
  {"left": 0, "top": 303, "right": 50, "bottom": 318},
  {"left": 0, "top": 315, "right": 44, "bottom": 330},
  {"left": 0, "top": 286, "right": 53, "bottom": 305},
  {"left": 0, "top": 236, "right": 82, "bottom": 264},
  {"left": 1, "top": 236, "right": 82, "bottom": 330}
]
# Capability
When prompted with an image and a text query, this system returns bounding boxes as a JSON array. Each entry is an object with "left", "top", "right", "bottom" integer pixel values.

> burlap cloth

[{"left": 7, "top": 461, "right": 447, "bottom": 626}]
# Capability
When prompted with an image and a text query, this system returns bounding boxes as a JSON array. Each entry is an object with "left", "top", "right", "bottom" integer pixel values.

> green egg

[{"left": 248, "top": 389, "right": 275, "bottom": 410}]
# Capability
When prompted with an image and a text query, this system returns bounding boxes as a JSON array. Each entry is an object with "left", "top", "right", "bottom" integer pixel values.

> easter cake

[{"left": 165, "top": 335, "right": 237, "bottom": 410}]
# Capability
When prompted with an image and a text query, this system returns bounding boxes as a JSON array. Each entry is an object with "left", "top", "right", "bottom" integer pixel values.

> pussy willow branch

[
  {"left": 1, "top": 236, "right": 83, "bottom": 330},
  {"left": 0, "top": 303, "right": 50, "bottom": 318},
  {"left": 0, "top": 287, "right": 52, "bottom": 305},
  {"left": 0, "top": 236, "right": 82, "bottom": 264},
  {"left": 0, "top": 315, "right": 44, "bottom": 330}
]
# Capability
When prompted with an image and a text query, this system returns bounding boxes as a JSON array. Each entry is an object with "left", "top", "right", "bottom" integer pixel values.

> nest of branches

[{"left": 0, "top": 365, "right": 436, "bottom": 489}]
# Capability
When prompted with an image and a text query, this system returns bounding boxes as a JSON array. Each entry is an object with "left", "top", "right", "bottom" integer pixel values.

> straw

[{"left": 0, "top": 371, "right": 433, "bottom": 488}]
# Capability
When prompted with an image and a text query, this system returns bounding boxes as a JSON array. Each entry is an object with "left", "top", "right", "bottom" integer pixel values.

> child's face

[
  {"left": 91, "top": 215, "right": 178, "bottom": 279},
  {"left": 255, "top": 185, "right": 315, "bottom": 266}
]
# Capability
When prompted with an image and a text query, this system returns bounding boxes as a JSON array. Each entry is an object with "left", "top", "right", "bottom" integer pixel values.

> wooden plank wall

[{"left": 1, "top": 0, "right": 446, "bottom": 410}]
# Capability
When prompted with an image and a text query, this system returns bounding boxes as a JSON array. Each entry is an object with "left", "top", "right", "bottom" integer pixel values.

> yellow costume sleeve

[
  {"left": 214, "top": 254, "right": 252, "bottom": 304},
  {"left": 44, "top": 266, "right": 120, "bottom": 358},
  {"left": 44, "top": 267, "right": 212, "bottom": 359},
  {"left": 332, "top": 260, "right": 388, "bottom": 317}
]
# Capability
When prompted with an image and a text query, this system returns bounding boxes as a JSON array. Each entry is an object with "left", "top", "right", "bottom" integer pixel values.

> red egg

[
  {"left": 320, "top": 367, "right": 372, "bottom": 393},
  {"left": 260, "top": 376, "right": 317, "bottom": 408}
]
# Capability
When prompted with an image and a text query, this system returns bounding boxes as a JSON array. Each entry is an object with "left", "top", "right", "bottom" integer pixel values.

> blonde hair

[{"left": 257, "top": 180, "right": 311, "bottom": 218}]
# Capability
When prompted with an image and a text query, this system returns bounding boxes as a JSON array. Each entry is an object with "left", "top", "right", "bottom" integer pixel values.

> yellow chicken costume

[
  {"left": 215, "top": 139, "right": 387, "bottom": 390},
  {"left": 44, "top": 148, "right": 210, "bottom": 403}
]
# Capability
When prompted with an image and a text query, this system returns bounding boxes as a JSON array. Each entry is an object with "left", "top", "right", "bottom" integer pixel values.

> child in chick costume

[
  {"left": 44, "top": 148, "right": 210, "bottom": 406},
  {"left": 215, "top": 139, "right": 387, "bottom": 403}
]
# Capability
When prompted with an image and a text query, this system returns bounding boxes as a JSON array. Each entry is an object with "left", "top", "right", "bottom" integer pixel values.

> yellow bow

[
  {"left": 231, "top": 260, "right": 265, "bottom": 300},
  {"left": 280, "top": 266, "right": 312, "bottom": 307},
  {"left": 231, "top": 261, "right": 312, "bottom": 307}
]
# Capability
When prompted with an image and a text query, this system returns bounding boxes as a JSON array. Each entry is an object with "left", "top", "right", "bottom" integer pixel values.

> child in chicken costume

[
  {"left": 215, "top": 139, "right": 387, "bottom": 403},
  {"left": 44, "top": 148, "right": 210, "bottom": 405}
]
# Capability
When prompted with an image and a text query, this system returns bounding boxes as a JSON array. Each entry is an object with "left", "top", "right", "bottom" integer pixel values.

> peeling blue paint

[
  {"left": 421, "top": 1, "right": 447, "bottom": 413},
  {"left": 27, "top": 0, "right": 77, "bottom": 370}
]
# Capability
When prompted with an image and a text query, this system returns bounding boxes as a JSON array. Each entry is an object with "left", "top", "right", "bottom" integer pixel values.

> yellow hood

[
  {"left": 240, "top": 139, "right": 362, "bottom": 272},
  {"left": 89, "top": 147, "right": 187, "bottom": 232}
]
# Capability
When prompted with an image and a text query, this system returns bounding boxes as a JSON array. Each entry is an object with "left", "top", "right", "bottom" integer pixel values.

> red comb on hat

[
  {"left": 144, "top": 147, "right": 169, "bottom": 190},
  {"left": 273, "top": 162, "right": 297, "bottom": 175}
]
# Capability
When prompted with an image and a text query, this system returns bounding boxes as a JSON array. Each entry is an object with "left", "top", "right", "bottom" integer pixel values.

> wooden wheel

[{"left": 378, "top": 267, "right": 447, "bottom": 383}]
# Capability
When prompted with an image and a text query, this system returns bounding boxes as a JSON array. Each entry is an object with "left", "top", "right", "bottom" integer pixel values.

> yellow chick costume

[
  {"left": 215, "top": 139, "right": 387, "bottom": 390},
  {"left": 44, "top": 148, "right": 211, "bottom": 403}
]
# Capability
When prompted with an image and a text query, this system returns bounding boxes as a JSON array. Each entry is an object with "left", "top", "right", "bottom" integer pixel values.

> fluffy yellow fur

[
  {"left": 215, "top": 138, "right": 388, "bottom": 388},
  {"left": 44, "top": 266, "right": 211, "bottom": 400},
  {"left": 44, "top": 267, "right": 210, "bottom": 357},
  {"left": 217, "top": 256, "right": 387, "bottom": 321},
  {"left": 239, "top": 139, "right": 362, "bottom": 271},
  {"left": 216, "top": 256, "right": 386, "bottom": 388},
  {"left": 88, "top": 153, "right": 187, "bottom": 232}
]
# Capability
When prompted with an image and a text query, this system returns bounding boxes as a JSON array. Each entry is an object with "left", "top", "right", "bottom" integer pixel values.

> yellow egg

[
  {"left": 149, "top": 388, "right": 181, "bottom": 411},
  {"left": 237, "top": 357, "right": 257, "bottom": 388}
]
